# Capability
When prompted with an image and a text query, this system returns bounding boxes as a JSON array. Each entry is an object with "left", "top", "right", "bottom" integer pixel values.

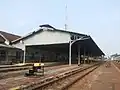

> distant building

[
  {"left": 0, "top": 31, "right": 22, "bottom": 64},
  {"left": 110, "top": 53, "right": 120, "bottom": 60},
  {"left": 111, "top": 56, "right": 120, "bottom": 61}
]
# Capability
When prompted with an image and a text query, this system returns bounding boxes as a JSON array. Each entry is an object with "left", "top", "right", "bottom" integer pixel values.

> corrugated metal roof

[
  {"left": 0, "top": 36, "right": 5, "bottom": 42},
  {"left": 0, "top": 31, "right": 21, "bottom": 42},
  {"left": 12, "top": 24, "right": 87, "bottom": 43}
]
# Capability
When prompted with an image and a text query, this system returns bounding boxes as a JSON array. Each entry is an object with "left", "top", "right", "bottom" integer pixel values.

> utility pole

[{"left": 65, "top": 3, "right": 68, "bottom": 31}]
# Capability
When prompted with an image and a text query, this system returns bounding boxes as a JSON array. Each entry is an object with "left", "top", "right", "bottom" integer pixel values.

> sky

[{"left": 0, "top": 0, "right": 120, "bottom": 56}]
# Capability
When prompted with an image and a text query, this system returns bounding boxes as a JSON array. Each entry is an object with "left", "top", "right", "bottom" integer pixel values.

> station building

[
  {"left": 0, "top": 31, "right": 21, "bottom": 64},
  {"left": 11, "top": 24, "right": 105, "bottom": 65}
]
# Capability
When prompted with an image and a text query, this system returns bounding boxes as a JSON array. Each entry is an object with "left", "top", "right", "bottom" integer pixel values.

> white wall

[
  {"left": 12, "top": 30, "right": 71, "bottom": 50},
  {"left": 13, "top": 42, "right": 25, "bottom": 50},
  {"left": 25, "top": 30, "right": 70, "bottom": 45}
]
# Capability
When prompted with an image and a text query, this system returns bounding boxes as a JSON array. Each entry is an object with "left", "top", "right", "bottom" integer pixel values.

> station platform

[
  {"left": 89, "top": 63, "right": 120, "bottom": 90},
  {"left": 69, "top": 62, "right": 120, "bottom": 90},
  {"left": 0, "top": 62, "right": 65, "bottom": 68}
]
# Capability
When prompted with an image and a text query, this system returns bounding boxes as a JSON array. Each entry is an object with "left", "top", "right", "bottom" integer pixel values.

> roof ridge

[
  {"left": 56, "top": 28, "right": 88, "bottom": 36},
  {"left": 12, "top": 24, "right": 88, "bottom": 43}
]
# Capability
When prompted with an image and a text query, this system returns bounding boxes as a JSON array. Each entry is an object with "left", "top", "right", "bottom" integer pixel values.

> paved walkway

[
  {"left": 69, "top": 62, "right": 120, "bottom": 90},
  {"left": 89, "top": 62, "right": 120, "bottom": 90}
]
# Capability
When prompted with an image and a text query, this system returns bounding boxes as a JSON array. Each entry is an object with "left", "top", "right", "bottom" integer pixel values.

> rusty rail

[{"left": 14, "top": 63, "right": 101, "bottom": 90}]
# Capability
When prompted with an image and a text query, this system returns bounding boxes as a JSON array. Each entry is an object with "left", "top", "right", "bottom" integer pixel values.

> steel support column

[
  {"left": 78, "top": 45, "right": 80, "bottom": 65},
  {"left": 84, "top": 48, "right": 86, "bottom": 64},
  {"left": 6, "top": 50, "right": 8, "bottom": 63},
  {"left": 88, "top": 53, "right": 90, "bottom": 64},
  {"left": 69, "top": 41, "right": 71, "bottom": 66},
  {"left": 23, "top": 47, "right": 26, "bottom": 63},
  {"left": 68, "top": 36, "right": 90, "bottom": 66}
]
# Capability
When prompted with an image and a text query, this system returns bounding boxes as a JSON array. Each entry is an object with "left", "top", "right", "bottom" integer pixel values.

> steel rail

[{"left": 17, "top": 63, "right": 101, "bottom": 90}]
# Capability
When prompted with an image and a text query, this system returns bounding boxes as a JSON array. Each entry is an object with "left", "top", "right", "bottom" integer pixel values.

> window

[
  {"left": 0, "top": 50, "right": 6, "bottom": 59},
  {"left": 16, "top": 51, "right": 21, "bottom": 59},
  {"left": 0, "top": 51, "right": 6, "bottom": 57},
  {"left": 70, "top": 35, "right": 74, "bottom": 40},
  {"left": 71, "top": 35, "right": 80, "bottom": 40},
  {"left": 77, "top": 36, "right": 80, "bottom": 39}
]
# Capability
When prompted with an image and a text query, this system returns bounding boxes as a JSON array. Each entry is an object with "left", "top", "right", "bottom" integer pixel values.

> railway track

[
  {"left": 14, "top": 63, "right": 101, "bottom": 90},
  {"left": 112, "top": 61, "right": 120, "bottom": 68},
  {"left": 0, "top": 62, "right": 71, "bottom": 80},
  {"left": 0, "top": 62, "right": 68, "bottom": 73},
  {"left": 0, "top": 64, "right": 74, "bottom": 80},
  {"left": 0, "top": 66, "right": 32, "bottom": 73},
  {"left": 112, "top": 61, "right": 120, "bottom": 72},
  {"left": 0, "top": 66, "right": 32, "bottom": 80},
  {"left": 0, "top": 64, "right": 81, "bottom": 90}
]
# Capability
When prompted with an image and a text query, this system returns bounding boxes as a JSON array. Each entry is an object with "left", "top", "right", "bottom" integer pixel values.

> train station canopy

[
  {"left": 12, "top": 24, "right": 104, "bottom": 56},
  {"left": 27, "top": 36, "right": 104, "bottom": 56}
]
